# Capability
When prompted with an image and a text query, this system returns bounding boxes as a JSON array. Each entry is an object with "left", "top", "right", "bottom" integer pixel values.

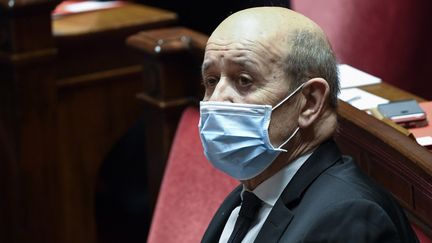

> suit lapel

[
  {"left": 255, "top": 139, "right": 342, "bottom": 242},
  {"left": 201, "top": 185, "right": 242, "bottom": 243},
  {"left": 254, "top": 198, "right": 294, "bottom": 242}
]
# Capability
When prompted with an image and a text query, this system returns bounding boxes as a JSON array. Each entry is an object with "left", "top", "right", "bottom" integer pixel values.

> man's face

[
  {"left": 201, "top": 33, "right": 300, "bottom": 148},
  {"left": 202, "top": 36, "right": 289, "bottom": 105}
]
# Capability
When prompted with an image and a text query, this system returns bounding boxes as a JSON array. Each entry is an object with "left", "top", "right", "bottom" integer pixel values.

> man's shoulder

[
  {"left": 306, "top": 155, "right": 413, "bottom": 229},
  {"left": 286, "top": 140, "right": 393, "bottom": 208},
  {"left": 285, "top": 156, "right": 417, "bottom": 242},
  {"left": 312, "top": 155, "right": 393, "bottom": 203}
]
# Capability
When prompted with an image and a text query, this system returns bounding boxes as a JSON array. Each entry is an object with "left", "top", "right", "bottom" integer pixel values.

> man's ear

[{"left": 298, "top": 78, "right": 330, "bottom": 128}]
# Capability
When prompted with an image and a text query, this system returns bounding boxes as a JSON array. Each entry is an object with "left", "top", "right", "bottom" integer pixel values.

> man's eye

[
  {"left": 238, "top": 76, "right": 252, "bottom": 87},
  {"left": 204, "top": 77, "right": 219, "bottom": 87}
]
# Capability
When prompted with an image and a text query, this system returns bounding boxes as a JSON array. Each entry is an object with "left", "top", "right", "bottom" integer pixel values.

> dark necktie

[{"left": 227, "top": 191, "right": 262, "bottom": 243}]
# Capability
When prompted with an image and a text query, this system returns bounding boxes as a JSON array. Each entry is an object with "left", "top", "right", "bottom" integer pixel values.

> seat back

[
  {"left": 292, "top": 0, "right": 432, "bottom": 100},
  {"left": 412, "top": 223, "right": 432, "bottom": 243},
  {"left": 147, "top": 106, "right": 238, "bottom": 243}
]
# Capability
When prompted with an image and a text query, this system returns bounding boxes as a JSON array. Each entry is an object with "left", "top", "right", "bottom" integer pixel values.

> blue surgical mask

[{"left": 198, "top": 84, "right": 304, "bottom": 180}]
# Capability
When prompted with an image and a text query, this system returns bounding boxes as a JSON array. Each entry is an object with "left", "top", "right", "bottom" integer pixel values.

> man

[{"left": 198, "top": 7, "right": 419, "bottom": 243}]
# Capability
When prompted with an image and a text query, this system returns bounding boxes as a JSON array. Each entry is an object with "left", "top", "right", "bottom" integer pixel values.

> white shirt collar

[{"left": 243, "top": 151, "right": 313, "bottom": 207}]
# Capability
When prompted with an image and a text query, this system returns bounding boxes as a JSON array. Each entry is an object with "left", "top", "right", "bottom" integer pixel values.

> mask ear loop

[
  {"left": 277, "top": 127, "right": 300, "bottom": 151},
  {"left": 271, "top": 82, "right": 305, "bottom": 151},
  {"left": 272, "top": 82, "right": 306, "bottom": 111}
]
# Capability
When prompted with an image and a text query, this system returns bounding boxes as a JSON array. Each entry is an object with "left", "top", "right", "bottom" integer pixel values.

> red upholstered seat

[
  {"left": 412, "top": 223, "right": 432, "bottom": 243},
  {"left": 147, "top": 106, "right": 238, "bottom": 243},
  {"left": 292, "top": 0, "right": 432, "bottom": 100}
]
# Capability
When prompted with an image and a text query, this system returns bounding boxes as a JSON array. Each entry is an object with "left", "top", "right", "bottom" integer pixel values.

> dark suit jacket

[{"left": 202, "top": 139, "right": 419, "bottom": 243}]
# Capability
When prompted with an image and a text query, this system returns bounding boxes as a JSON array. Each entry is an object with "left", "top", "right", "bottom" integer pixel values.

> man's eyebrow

[
  {"left": 227, "top": 54, "right": 259, "bottom": 66},
  {"left": 231, "top": 58, "right": 259, "bottom": 71},
  {"left": 201, "top": 56, "right": 259, "bottom": 73}
]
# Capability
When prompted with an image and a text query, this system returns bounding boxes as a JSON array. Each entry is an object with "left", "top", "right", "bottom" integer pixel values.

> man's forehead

[
  {"left": 203, "top": 39, "right": 284, "bottom": 67},
  {"left": 209, "top": 7, "right": 321, "bottom": 43},
  {"left": 202, "top": 51, "right": 259, "bottom": 69},
  {"left": 204, "top": 34, "right": 288, "bottom": 71},
  {"left": 209, "top": 14, "right": 278, "bottom": 44}
]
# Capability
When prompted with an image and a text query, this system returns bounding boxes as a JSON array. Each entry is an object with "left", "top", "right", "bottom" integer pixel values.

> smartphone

[{"left": 377, "top": 99, "right": 428, "bottom": 128}]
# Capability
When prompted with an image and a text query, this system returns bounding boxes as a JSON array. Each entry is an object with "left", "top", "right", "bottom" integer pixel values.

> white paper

[
  {"left": 338, "top": 88, "right": 389, "bottom": 110},
  {"left": 62, "top": 1, "right": 121, "bottom": 13},
  {"left": 338, "top": 64, "right": 381, "bottom": 89},
  {"left": 416, "top": 136, "right": 432, "bottom": 146}
]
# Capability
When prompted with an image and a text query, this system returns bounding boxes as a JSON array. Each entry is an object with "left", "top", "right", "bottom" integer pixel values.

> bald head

[
  {"left": 210, "top": 7, "right": 323, "bottom": 49},
  {"left": 206, "top": 6, "right": 339, "bottom": 107}
]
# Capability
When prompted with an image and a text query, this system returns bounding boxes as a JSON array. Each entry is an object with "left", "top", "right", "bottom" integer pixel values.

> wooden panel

[
  {"left": 414, "top": 186, "right": 432, "bottom": 229},
  {"left": 56, "top": 68, "right": 145, "bottom": 242},
  {"left": 0, "top": 1, "right": 60, "bottom": 243},
  {"left": 51, "top": 4, "right": 177, "bottom": 243},
  {"left": 369, "top": 156, "right": 413, "bottom": 207}
]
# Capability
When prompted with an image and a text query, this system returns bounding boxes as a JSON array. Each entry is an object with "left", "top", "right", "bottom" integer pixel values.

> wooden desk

[
  {"left": 127, "top": 27, "right": 432, "bottom": 238},
  {"left": 363, "top": 82, "right": 424, "bottom": 102},
  {"left": 53, "top": 3, "right": 176, "bottom": 36},
  {"left": 335, "top": 84, "right": 432, "bottom": 236}
]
